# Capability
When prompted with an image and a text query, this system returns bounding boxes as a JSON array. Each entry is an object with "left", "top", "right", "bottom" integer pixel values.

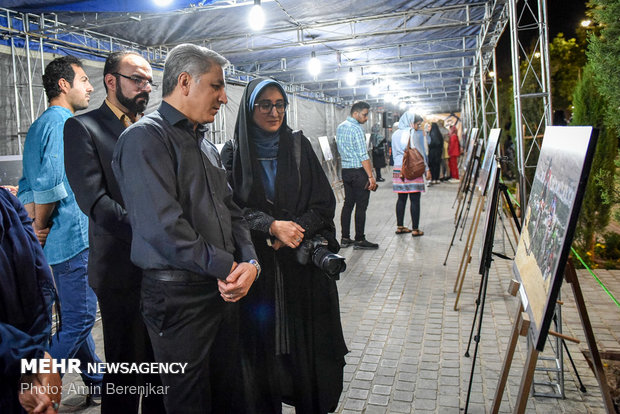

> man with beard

[{"left": 63, "top": 51, "right": 164, "bottom": 413}]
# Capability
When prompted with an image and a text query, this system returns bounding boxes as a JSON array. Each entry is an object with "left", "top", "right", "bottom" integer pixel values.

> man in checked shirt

[{"left": 336, "top": 101, "right": 380, "bottom": 250}]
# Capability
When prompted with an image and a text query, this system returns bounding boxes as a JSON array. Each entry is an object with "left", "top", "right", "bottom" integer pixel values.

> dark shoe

[
  {"left": 340, "top": 237, "right": 354, "bottom": 248},
  {"left": 86, "top": 384, "right": 102, "bottom": 406},
  {"left": 411, "top": 229, "right": 424, "bottom": 237},
  {"left": 376, "top": 177, "right": 386, "bottom": 182},
  {"left": 354, "top": 239, "right": 379, "bottom": 250}
]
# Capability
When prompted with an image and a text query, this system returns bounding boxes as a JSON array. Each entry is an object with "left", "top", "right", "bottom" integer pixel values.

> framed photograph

[
  {"left": 318, "top": 136, "right": 334, "bottom": 161},
  {"left": 476, "top": 128, "right": 502, "bottom": 195},
  {"left": 479, "top": 161, "right": 500, "bottom": 274},
  {"left": 0, "top": 155, "right": 23, "bottom": 187},
  {"left": 462, "top": 127, "right": 479, "bottom": 174},
  {"left": 513, "top": 126, "right": 597, "bottom": 351}
]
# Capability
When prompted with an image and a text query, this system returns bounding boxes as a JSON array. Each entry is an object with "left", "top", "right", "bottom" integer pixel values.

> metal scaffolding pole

[
  {"left": 491, "top": 49, "right": 499, "bottom": 129},
  {"left": 8, "top": 10, "right": 22, "bottom": 155},
  {"left": 24, "top": 14, "right": 35, "bottom": 124},
  {"left": 478, "top": 53, "right": 488, "bottom": 143},
  {"left": 39, "top": 14, "right": 48, "bottom": 113},
  {"left": 482, "top": 50, "right": 500, "bottom": 132},
  {"left": 507, "top": 0, "right": 552, "bottom": 213}
]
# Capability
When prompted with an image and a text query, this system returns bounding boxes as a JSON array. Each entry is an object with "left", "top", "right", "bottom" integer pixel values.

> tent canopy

[{"left": 3, "top": 0, "right": 509, "bottom": 113}]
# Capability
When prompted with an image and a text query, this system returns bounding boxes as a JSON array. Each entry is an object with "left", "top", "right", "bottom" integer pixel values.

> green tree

[
  {"left": 588, "top": 0, "right": 620, "bottom": 132},
  {"left": 549, "top": 33, "right": 586, "bottom": 112},
  {"left": 571, "top": 63, "right": 616, "bottom": 255}
]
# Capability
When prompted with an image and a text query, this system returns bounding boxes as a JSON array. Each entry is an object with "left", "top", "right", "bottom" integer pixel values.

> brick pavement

[{"left": 59, "top": 173, "right": 618, "bottom": 413}]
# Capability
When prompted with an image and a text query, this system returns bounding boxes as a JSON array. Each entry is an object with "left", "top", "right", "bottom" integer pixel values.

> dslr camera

[{"left": 295, "top": 235, "right": 346, "bottom": 280}]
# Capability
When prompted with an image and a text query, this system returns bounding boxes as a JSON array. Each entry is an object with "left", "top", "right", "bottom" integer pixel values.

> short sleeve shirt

[{"left": 18, "top": 106, "right": 89, "bottom": 265}]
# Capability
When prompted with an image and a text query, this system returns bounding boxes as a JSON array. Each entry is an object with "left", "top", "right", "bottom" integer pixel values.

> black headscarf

[
  {"left": 231, "top": 78, "right": 336, "bottom": 237},
  {"left": 232, "top": 78, "right": 296, "bottom": 214}
]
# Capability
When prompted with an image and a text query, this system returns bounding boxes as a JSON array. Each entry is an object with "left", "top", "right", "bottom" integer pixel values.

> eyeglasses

[
  {"left": 113, "top": 73, "right": 158, "bottom": 90},
  {"left": 254, "top": 101, "right": 287, "bottom": 114}
]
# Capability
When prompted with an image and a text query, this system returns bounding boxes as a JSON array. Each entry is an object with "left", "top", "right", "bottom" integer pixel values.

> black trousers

[
  {"left": 95, "top": 285, "right": 165, "bottom": 414},
  {"left": 396, "top": 192, "right": 421, "bottom": 229},
  {"left": 141, "top": 276, "right": 243, "bottom": 414},
  {"left": 374, "top": 167, "right": 382, "bottom": 180},
  {"left": 341, "top": 168, "right": 371, "bottom": 241}
]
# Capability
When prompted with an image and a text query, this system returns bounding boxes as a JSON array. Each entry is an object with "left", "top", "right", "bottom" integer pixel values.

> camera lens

[{"left": 312, "top": 247, "right": 346, "bottom": 277}]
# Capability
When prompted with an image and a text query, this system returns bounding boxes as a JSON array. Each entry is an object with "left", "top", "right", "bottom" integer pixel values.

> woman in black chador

[
  {"left": 428, "top": 122, "right": 444, "bottom": 184},
  {"left": 228, "top": 78, "right": 348, "bottom": 413}
]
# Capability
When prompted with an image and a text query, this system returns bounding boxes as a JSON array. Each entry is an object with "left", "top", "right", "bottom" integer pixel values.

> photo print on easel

[
  {"left": 476, "top": 128, "right": 501, "bottom": 195},
  {"left": 318, "top": 136, "right": 334, "bottom": 162},
  {"left": 0, "top": 155, "right": 23, "bottom": 187},
  {"left": 479, "top": 161, "right": 500, "bottom": 274},
  {"left": 462, "top": 128, "right": 479, "bottom": 175},
  {"left": 513, "top": 126, "right": 598, "bottom": 351}
]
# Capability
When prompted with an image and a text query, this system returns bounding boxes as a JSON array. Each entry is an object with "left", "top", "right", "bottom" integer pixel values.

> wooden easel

[
  {"left": 325, "top": 161, "right": 344, "bottom": 202},
  {"left": 491, "top": 261, "right": 616, "bottom": 413},
  {"left": 444, "top": 156, "right": 482, "bottom": 266},
  {"left": 453, "top": 190, "right": 485, "bottom": 310}
]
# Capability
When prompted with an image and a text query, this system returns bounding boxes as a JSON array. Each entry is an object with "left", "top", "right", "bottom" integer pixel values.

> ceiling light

[
  {"left": 308, "top": 51, "right": 321, "bottom": 76},
  {"left": 345, "top": 67, "right": 357, "bottom": 86},
  {"left": 153, "top": 0, "right": 173, "bottom": 6},
  {"left": 248, "top": 0, "right": 265, "bottom": 31}
]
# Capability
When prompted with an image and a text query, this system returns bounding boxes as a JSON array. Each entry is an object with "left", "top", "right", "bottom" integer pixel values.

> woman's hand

[
  {"left": 270, "top": 220, "right": 305, "bottom": 249},
  {"left": 272, "top": 239, "right": 284, "bottom": 251}
]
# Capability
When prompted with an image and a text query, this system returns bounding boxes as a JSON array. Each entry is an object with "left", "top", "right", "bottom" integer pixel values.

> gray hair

[{"left": 162, "top": 44, "right": 229, "bottom": 97}]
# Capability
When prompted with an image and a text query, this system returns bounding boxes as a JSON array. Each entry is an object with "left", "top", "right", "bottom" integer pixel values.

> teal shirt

[{"left": 17, "top": 106, "right": 88, "bottom": 265}]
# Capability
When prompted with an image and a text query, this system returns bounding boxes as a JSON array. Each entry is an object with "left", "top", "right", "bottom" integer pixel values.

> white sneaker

[{"left": 448, "top": 178, "right": 460, "bottom": 183}]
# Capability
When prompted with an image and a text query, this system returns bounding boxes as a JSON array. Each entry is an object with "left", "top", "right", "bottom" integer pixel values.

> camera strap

[{"left": 292, "top": 130, "right": 302, "bottom": 184}]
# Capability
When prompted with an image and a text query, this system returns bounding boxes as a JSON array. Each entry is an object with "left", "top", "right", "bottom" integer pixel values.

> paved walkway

[{"left": 59, "top": 172, "right": 619, "bottom": 413}]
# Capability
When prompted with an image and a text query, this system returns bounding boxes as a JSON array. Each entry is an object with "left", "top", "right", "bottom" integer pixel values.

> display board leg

[
  {"left": 564, "top": 260, "right": 615, "bottom": 412},
  {"left": 465, "top": 268, "right": 488, "bottom": 357},
  {"left": 453, "top": 194, "right": 482, "bottom": 292},
  {"left": 514, "top": 345, "right": 540, "bottom": 413},
  {"left": 491, "top": 299, "right": 526, "bottom": 414},
  {"left": 444, "top": 193, "right": 469, "bottom": 265},
  {"left": 454, "top": 194, "right": 484, "bottom": 310},
  {"left": 459, "top": 186, "right": 476, "bottom": 241},
  {"left": 561, "top": 336, "right": 587, "bottom": 392},
  {"left": 463, "top": 263, "right": 491, "bottom": 413}
]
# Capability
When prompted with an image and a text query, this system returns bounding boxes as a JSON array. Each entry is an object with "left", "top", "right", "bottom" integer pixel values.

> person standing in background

[
  {"left": 427, "top": 122, "right": 444, "bottom": 184},
  {"left": 17, "top": 56, "right": 103, "bottom": 401},
  {"left": 369, "top": 123, "right": 386, "bottom": 182},
  {"left": 437, "top": 119, "right": 451, "bottom": 181},
  {"left": 391, "top": 111, "right": 430, "bottom": 237},
  {"left": 448, "top": 125, "right": 461, "bottom": 182},
  {"left": 336, "top": 101, "right": 379, "bottom": 250}
]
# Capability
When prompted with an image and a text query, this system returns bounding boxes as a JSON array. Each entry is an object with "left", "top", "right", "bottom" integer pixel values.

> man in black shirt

[{"left": 112, "top": 44, "right": 259, "bottom": 414}]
